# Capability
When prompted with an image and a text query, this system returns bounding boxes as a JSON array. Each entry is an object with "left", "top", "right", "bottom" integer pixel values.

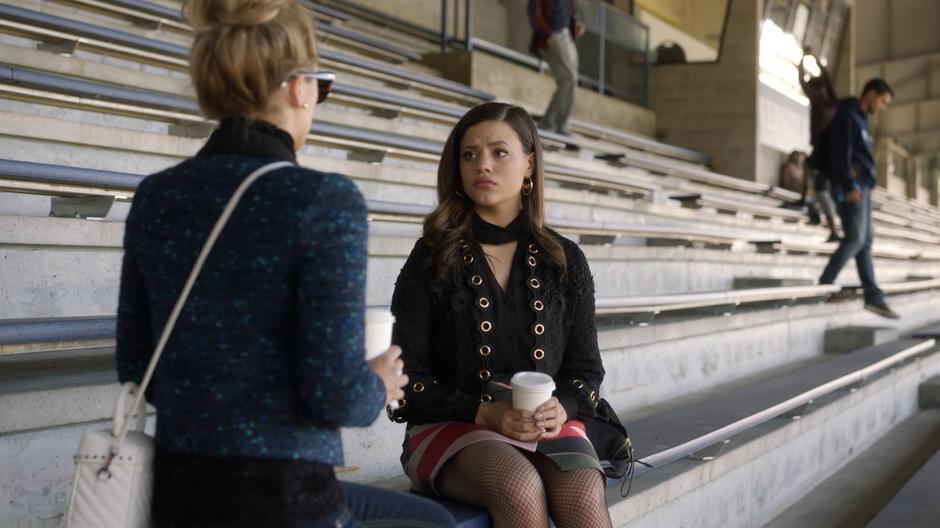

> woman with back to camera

[
  {"left": 115, "top": 0, "right": 455, "bottom": 526},
  {"left": 388, "top": 102, "right": 626, "bottom": 527}
]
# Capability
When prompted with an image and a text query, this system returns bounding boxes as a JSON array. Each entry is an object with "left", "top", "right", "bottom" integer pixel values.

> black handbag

[{"left": 584, "top": 398, "right": 637, "bottom": 495}]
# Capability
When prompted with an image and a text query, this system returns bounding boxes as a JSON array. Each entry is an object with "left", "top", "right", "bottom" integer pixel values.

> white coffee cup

[
  {"left": 364, "top": 307, "right": 395, "bottom": 360},
  {"left": 365, "top": 307, "right": 400, "bottom": 411},
  {"left": 511, "top": 371, "right": 556, "bottom": 411}
]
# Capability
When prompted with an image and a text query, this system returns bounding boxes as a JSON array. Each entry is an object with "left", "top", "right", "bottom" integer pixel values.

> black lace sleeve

[
  {"left": 552, "top": 240, "right": 606, "bottom": 420},
  {"left": 388, "top": 240, "right": 481, "bottom": 425}
]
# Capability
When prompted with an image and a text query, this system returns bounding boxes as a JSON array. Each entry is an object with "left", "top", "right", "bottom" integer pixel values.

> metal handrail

[
  {"left": 570, "top": 119, "right": 711, "bottom": 166},
  {"left": 594, "top": 285, "right": 841, "bottom": 315},
  {"left": 765, "top": 240, "right": 934, "bottom": 261},
  {"left": 0, "top": 65, "right": 927, "bottom": 236},
  {"left": 634, "top": 339, "right": 937, "bottom": 474},
  {"left": 0, "top": 162, "right": 757, "bottom": 249},
  {"left": 0, "top": 4, "right": 492, "bottom": 101},
  {"left": 0, "top": 65, "right": 808, "bottom": 220},
  {"left": 101, "top": 0, "right": 421, "bottom": 61},
  {"left": 0, "top": 6, "right": 761, "bottom": 195},
  {"left": 0, "top": 317, "right": 115, "bottom": 345}
]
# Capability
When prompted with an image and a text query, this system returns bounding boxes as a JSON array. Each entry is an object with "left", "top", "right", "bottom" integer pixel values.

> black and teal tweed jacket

[{"left": 116, "top": 120, "right": 384, "bottom": 465}]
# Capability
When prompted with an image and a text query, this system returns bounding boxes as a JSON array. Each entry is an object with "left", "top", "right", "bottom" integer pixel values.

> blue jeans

[
  {"left": 818, "top": 189, "right": 884, "bottom": 304},
  {"left": 307, "top": 482, "right": 456, "bottom": 528}
]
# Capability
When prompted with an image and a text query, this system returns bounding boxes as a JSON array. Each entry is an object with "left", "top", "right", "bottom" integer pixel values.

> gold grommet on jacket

[
  {"left": 531, "top": 348, "right": 545, "bottom": 361},
  {"left": 478, "top": 369, "right": 492, "bottom": 381}
]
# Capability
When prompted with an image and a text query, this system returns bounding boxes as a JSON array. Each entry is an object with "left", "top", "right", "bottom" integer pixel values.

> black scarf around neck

[{"left": 472, "top": 212, "right": 530, "bottom": 245}]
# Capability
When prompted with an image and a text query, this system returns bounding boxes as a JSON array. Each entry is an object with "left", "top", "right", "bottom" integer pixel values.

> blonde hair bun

[
  {"left": 186, "top": 0, "right": 292, "bottom": 32},
  {"left": 185, "top": 0, "right": 318, "bottom": 119}
]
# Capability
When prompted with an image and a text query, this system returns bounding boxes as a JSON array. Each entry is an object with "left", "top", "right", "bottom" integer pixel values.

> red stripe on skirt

[
  {"left": 415, "top": 423, "right": 486, "bottom": 488},
  {"left": 550, "top": 420, "right": 588, "bottom": 440},
  {"left": 408, "top": 422, "right": 449, "bottom": 452}
]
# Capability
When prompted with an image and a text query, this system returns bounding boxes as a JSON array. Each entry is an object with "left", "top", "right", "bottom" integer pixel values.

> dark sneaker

[{"left": 864, "top": 301, "right": 900, "bottom": 319}]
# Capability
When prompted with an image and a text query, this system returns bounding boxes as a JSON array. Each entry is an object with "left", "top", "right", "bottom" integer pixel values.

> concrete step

[
  {"left": 865, "top": 420, "right": 940, "bottom": 527},
  {"left": 4, "top": 212, "right": 938, "bottom": 319},
  {"left": 607, "top": 340, "right": 940, "bottom": 527},
  {"left": 3, "top": 320, "right": 938, "bottom": 527},
  {"left": 763, "top": 408, "right": 940, "bottom": 528}
]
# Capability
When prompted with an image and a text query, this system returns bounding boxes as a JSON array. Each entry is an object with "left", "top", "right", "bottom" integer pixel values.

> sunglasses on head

[{"left": 284, "top": 70, "right": 335, "bottom": 104}]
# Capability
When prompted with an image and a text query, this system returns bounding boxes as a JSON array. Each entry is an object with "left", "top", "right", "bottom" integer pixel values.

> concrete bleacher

[
  {"left": 3, "top": 0, "right": 940, "bottom": 526},
  {"left": 865, "top": 429, "right": 940, "bottom": 527}
]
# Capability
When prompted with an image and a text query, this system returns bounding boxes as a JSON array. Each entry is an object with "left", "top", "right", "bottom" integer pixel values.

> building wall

[{"left": 650, "top": 0, "right": 761, "bottom": 180}]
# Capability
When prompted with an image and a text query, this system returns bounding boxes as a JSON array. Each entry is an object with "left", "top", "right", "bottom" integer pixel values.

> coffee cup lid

[{"left": 510, "top": 371, "right": 555, "bottom": 391}]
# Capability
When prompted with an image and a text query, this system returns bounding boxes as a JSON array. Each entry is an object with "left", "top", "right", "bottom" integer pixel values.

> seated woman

[
  {"left": 388, "top": 102, "right": 617, "bottom": 527},
  {"left": 115, "top": 1, "right": 454, "bottom": 526}
]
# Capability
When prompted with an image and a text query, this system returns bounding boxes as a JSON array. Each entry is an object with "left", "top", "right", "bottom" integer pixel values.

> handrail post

[
  {"left": 598, "top": 5, "right": 606, "bottom": 95},
  {"left": 644, "top": 24, "right": 650, "bottom": 107},
  {"left": 465, "top": 0, "right": 474, "bottom": 51},
  {"left": 440, "top": 0, "right": 449, "bottom": 53}
]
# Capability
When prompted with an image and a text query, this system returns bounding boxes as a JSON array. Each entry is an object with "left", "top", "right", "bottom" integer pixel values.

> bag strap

[{"left": 112, "top": 161, "right": 294, "bottom": 450}]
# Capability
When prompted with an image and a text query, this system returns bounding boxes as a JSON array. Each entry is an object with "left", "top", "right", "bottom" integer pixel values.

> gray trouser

[{"left": 538, "top": 28, "right": 578, "bottom": 135}]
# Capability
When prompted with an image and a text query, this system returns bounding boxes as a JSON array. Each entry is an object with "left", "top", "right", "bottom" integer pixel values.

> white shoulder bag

[{"left": 65, "top": 161, "right": 293, "bottom": 528}]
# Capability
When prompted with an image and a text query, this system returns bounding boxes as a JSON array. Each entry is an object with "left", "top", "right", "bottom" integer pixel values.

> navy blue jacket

[
  {"left": 116, "top": 120, "right": 384, "bottom": 465},
  {"left": 825, "top": 97, "right": 876, "bottom": 198}
]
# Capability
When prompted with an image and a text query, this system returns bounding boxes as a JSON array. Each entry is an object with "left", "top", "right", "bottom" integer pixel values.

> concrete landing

[
  {"left": 762, "top": 408, "right": 940, "bottom": 528},
  {"left": 866, "top": 422, "right": 940, "bottom": 527}
]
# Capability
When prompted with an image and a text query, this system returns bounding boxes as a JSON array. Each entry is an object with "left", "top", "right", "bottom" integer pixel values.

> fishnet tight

[{"left": 435, "top": 440, "right": 611, "bottom": 528}]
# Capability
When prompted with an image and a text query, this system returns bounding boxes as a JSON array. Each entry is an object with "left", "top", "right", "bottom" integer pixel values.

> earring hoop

[{"left": 521, "top": 176, "right": 533, "bottom": 196}]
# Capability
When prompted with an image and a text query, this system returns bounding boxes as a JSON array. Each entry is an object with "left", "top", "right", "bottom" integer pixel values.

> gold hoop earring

[{"left": 522, "top": 176, "right": 533, "bottom": 196}]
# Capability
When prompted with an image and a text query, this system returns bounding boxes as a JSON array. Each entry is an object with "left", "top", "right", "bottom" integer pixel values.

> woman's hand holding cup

[
  {"left": 367, "top": 345, "right": 408, "bottom": 405},
  {"left": 476, "top": 401, "right": 544, "bottom": 442},
  {"left": 534, "top": 397, "right": 567, "bottom": 439}
]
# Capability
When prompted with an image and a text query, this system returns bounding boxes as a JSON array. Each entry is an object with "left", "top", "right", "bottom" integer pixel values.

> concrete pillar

[
  {"left": 833, "top": 5, "right": 855, "bottom": 101},
  {"left": 649, "top": 0, "right": 761, "bottom": 181}
]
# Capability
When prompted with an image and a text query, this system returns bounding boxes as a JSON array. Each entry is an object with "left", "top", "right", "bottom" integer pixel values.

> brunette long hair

[{"left": 423, "top": 102, "right": 566, "bottom": 280}]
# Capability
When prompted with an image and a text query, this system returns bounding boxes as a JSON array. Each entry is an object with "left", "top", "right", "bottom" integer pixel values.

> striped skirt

[{"left": 402, "top": 420, "right": 604, "bottom": 495}]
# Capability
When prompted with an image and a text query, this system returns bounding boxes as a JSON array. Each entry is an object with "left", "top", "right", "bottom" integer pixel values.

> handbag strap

[{"left": 113, "top": 161, "right": 294, "bottom": 450}]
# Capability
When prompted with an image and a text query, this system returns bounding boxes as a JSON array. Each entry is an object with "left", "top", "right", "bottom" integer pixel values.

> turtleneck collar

[
  {"left": 472, "top": 212, "right": 530, "bottom": 245},
  {"left": 199, "top": 117, "right": 297, "bottom": 163}
]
